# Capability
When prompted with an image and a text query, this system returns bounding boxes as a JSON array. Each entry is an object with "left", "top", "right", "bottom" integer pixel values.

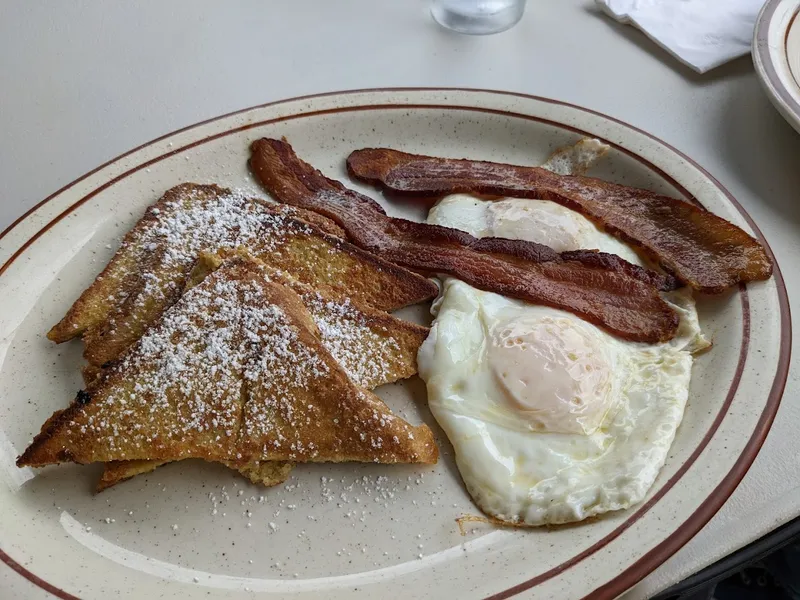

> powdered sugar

[
  {"left": 240, "top": 293, "right": 329, "bottom": 443},
  {"left": 142, "top": 190, "right": 307, "bottom": 268},
  {"left": 301, "top": 292, "right": 401, "bottom": 388}
]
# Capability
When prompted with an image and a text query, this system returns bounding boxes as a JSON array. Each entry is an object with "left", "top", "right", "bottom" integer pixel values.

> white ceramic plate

[
  {"left": 0, "top": 89, "right": 789, "bottom": 600},
  {"left": 754, "top": 0, "right": 800, "bottom": 134}
]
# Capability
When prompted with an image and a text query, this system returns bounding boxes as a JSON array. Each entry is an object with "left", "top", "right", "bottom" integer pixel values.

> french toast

[
  {"left": 18, "top": 256, "right": 439, "bottom": 470},
  {"left": 186, "top": 249, "right": 430, "bottom": 390},
  {"left": 97, "top": 458, "right": 294, "bottom": 491},
  {"left": 98, "top": 248, "right": 431, "bottom": 490},
  {"left": 47, "top": 183, "right": 437, "bottom": 369}
]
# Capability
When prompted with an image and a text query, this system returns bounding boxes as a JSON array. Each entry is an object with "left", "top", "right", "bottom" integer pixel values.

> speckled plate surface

[
  {"left": 754, "top": 0, "right": 800, "bottom": 134},
  {"left": 0, "top": 89, "right": 789, "bottom": 600}
]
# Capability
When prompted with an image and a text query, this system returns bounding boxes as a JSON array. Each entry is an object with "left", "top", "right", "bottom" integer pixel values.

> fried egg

[{"left": 420, "top": 192, "right": 708, "bottom": 525}]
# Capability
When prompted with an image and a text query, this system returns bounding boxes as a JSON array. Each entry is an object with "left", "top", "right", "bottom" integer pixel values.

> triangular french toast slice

[
  {"left": 19, "top": 256, "right": 438, "bottom": 469},
  {"left": 187, "top": 249, "right": 430, "bottom": 391},
  {"left": 97, "top": 248, "right": 431, "bottom": 490},
  {"left": 47, "top": 183, "right": 437, "bottom": 369}
]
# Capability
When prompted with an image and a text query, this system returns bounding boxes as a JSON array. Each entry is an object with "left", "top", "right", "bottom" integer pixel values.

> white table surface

[{"left": 1, "top": 1, "right": 798, "bottom": 598}]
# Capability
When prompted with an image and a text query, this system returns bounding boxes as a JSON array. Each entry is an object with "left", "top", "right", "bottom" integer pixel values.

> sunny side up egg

[{"left": 419, "top": 194, "right": 710, "bottom": 526}]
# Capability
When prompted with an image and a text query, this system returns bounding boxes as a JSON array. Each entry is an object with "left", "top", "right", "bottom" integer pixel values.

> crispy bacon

[
  {"left": 249, "top": 138, "right": 679, "bottom": 343},
  {"left": 347, "top": 148, "right": 773, "bottom": 294}
]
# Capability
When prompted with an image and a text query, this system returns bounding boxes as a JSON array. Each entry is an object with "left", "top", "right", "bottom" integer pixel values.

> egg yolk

[
  {"left": 486, "top": 199, "right": 589, "bottom": 252},
  {"left": 488, "top": 316, "right": 614, "bottom": 435}
]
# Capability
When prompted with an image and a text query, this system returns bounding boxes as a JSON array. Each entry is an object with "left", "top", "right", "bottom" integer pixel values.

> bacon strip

[
  {"left": 346, "top": 148, "right": 772, "bottom": 294},
  {"left": 249, "top": 138, "right": 679, "bottom": 343}
]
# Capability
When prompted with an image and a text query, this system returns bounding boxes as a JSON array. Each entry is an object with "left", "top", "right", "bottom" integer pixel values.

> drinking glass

[{"left": 431, "top": 0, "right": 527, "bottom": 35}]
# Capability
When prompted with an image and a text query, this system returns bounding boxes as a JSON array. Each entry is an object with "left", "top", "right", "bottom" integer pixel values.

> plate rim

[
  {"left": 753, "top": 0, "right": 800, "bottom": 132},
  {"left": 0, "top": 87, "right": 791, "bottom": 600}
]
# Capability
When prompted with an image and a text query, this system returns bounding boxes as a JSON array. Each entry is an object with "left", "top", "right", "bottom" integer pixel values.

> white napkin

[{"left": 596, "top": 0, "right": 765, "bottom": 73}]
